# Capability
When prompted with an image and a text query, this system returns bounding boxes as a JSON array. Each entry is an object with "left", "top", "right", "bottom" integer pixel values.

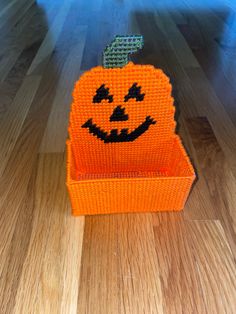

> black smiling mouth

[{"left": 81, "top": 116, "right": 156, "bottom": 143}]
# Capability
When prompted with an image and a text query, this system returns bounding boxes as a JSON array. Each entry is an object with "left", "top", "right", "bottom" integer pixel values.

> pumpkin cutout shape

[{"left": 67, "top": 35, "right": 195, "bottom": 215}]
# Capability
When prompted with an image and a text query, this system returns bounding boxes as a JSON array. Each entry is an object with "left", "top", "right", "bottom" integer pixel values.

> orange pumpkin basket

[{"left": 66, "top": 35, "right": 195, "bottom": 215}]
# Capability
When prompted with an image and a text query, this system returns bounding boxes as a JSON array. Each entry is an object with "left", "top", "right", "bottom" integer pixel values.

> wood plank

[
  {"left": 153, "top": 10, "right": 200, "bottom": 68},
  {"left": 0, "top": 2, "right": 52, "bottom": 81},
  {"left": 27, "top": 0, "right": 73, "bottom": 75},
  {"left": 0, "top": 0, "right": 19, "bottom": 22},
  {"left": 153, "top": 212, "right": 236, "bottom": 313},
  {"left": 80, "top": 14, "right": 103, "bottom": 70},
  {"left": 186, "top": 220, "right": 236, "bottom": 313},
  {"left": 77, "top": 214, "right": 164, "bottom": 314},
  {"left": 177, "top": 6, "right": 236, "bottom": 125},
  {"left": 0, "top": 155, "right": 37, "bottom": 314},
  {"left": 0, "top": 1, "right": 35, "bottom": 42},
  {"left": 39, "top": 26, "right": 87, "bottom": 153},
  {"left": 0, "top": 75, "right": 41, "bottom": 177},
  {"left": 0, "top": 45, "right": 65, "bottom": 281},
  {"left": 178, "top": 117, "right": 218, "bottom": 220},
  {"left": 0, "top": 0, "right": 35, "bottom": 32},
  {"left": 153, "top": 213, "right": 207, "bottom": 313},
  {"left": 193, "top": 46, "right": 236, "bottom": 125},
  {"left": 0, "top": 0, "right": 82, "bottom": 175},
  {"left": 0, "top": 40, "right": 42, "bottom": 122},
  {"left": 186, "top": 117, "right": 236, "bottom": 259},
  {"left": 13, "top": 153, "right": 84, "bottom": 314},
  {"left": 185, "top": 68, "right": 236, "bottom": 175}
]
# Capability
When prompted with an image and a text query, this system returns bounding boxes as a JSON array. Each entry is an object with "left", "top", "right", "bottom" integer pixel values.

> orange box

[{"left": 66, "top": 135, "right": 195, "bottom": 215}]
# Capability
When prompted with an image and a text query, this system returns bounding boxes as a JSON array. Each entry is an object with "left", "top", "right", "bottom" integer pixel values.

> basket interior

[{"left": 67, "top": 135, "right": 194, "bottom": 182}]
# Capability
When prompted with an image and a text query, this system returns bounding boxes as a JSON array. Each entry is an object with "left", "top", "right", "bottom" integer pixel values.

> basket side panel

[
  {"left": 67, "top": 177, "right": 194, "bottom": 215},
  {"left": 168, "top": 135, "right": 195, "bottom": 177},
  {"left": 66, "top": 140, "right": 79, "bottom": 182},
  {"left": 71, "top": 138, "right": 174, "bottom": 174}
]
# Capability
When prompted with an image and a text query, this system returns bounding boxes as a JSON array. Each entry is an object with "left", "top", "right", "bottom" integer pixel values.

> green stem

[{"left": 103, "top": 35, "right": 144, "bottom": 68}]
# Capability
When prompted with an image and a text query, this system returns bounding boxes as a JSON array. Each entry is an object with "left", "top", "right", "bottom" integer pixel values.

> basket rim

[{"left": 66, "top": 173, "right": 196, "bottom": 185}]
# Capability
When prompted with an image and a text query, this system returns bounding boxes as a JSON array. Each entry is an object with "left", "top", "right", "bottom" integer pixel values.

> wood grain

[
  {"left": 178, "top": 118, "right": 218, "bottom": 220},
  {"left": 153, "top": 213, "right": 205, "bottom": 313},
  {"left": 1, "top": 0, "right": 236, "bottom": 313},
  {"left": 0, "top": 75, "right": 41, "bottom": 176},
  {"left": 0, "top": 1, "right": 41, "bottom": 81},
  {"left": 186, "top": 117, "right": 236, "bottom": 259},
  {"left": 0, "top": 155, "right": 38, "bottom": 314},
  {"left": 13, "top": 153, "right": 84, "bottom": 314},
  {"left": 0, "top": 39, "right": 43, "bottom": 121},
  {"left": 186, "top": 220, "right": 236, "bottom": 313},
  {"left": 78, "top": 214, "right": 164, "bottom": 314},
  {"left": 153, "top": 212, "right": 236, "bottom": 313},
  {"left": 40, "top": 26, "right": 87, "bottom": 152},
  {"left": 27, "top": 0, "right": 73, "bottom": 76}
]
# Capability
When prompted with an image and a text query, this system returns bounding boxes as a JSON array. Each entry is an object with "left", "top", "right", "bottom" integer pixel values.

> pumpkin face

[
  {"left": 82, "top": 93, "right": 156, "bottom": 143},
  {"left": 71, "top": 62, "right": 175, "bottom": 141}
]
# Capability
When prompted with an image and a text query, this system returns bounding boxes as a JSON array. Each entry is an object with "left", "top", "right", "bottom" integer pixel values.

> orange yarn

[{"left": 66, "top": 62, "right": 195, "bottom": 215}]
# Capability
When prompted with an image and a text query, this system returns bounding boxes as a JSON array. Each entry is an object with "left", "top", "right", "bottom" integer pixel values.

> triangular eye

[
  {"left": 124, "top": 83, "right": 145, "bottom": 102},
  {"left": 93, "top": 84, "right": 113, "bottom": 103}
]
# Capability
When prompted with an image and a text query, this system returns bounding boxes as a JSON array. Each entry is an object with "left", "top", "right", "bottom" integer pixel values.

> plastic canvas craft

[{"left": 66, "top": 35, "right": 195, "bottom": 215}]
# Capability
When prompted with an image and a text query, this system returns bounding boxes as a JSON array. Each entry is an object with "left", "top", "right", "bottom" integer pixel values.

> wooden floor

[{"left": 1, "top": 0, "right": 236, "bottom": 313}]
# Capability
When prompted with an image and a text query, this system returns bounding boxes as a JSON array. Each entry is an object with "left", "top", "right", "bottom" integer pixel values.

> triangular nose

[{"left": 110, "top": 106, "right": 129, "bottom": 122}]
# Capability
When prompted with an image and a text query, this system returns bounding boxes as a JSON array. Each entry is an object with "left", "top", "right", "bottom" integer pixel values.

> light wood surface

[{"left": 0, "top": 0, "right": 236, "bottom": 313}]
